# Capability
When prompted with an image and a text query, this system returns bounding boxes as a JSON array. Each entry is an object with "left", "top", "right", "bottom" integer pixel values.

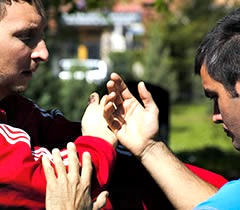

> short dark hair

[
  {"left": 195, "top": 8, "right": 240, "bottom": 97},
  {"left": 0, "top": 0, "right": 45, "bottom": 21}
]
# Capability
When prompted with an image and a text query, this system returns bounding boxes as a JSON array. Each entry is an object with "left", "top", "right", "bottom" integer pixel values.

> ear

[{"left": 235, "top": 81, "right": 240, "bottom": 96}]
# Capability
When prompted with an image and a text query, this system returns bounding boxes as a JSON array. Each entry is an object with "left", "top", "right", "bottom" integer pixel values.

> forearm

[{"left": 140, "top": 141, "right": 218, "bottom": 210}]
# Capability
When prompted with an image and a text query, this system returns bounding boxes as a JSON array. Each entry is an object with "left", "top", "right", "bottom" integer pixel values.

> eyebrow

[
  {"left": 13, "top": 20, "right": 46, "bottom": 35},
  {"left": 204, "top": 89, "right": 217, "bottom": 98},
  {"left": 13, "top": 26, "right": 40, "bottom": 37}
]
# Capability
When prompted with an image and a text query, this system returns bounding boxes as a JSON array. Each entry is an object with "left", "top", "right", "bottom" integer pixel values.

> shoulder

[
  {"left": 194, "top": 179, "right": 240, "bottom": 210},
  {"left": 0, "top": 124, "right": 31, "bottom": 146}
]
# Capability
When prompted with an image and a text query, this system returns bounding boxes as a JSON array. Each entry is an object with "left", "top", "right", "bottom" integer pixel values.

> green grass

[
  {"left": 170, "top": 100, "right": 234, "bottom": 152},
  {"left": 169, "top": 101, "right": 240, "bottom": 180}
]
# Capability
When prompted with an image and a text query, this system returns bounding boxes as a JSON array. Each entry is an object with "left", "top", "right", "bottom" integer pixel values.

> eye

[
  {"left": 204, "top": 90, "right": 218, "bottom": 101},
  {"left": 209, "top": 95, "right": 218, "bottom": 101},
  {"left": 16, "top": 30, "right": 32, "bottom": 44},
  {"left": 19, "top": 35, "right": 32, "bottom": 43},
  {"left": 17, "top": 30, "right": 44, "bottom": 48}
]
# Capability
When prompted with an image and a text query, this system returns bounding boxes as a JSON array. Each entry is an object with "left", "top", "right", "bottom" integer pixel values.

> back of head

[
  {"left": 195, "top": 8, "right": 240, "bottom": 96},
  {"left": 0, "top": 0, "right": 45, "bottom": 21}
]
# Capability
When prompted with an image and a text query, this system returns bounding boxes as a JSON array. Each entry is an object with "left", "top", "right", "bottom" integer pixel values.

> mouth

[
  {"left": 22, "top": 65, "right": 38, "bottom": 74},
  {"left": 21, "top": 70, "right": 33, "bottom": 79}
]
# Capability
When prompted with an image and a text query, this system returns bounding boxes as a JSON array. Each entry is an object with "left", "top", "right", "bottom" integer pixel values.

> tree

[{"left": 144, "top": 0, "right": 235, "bottom": 101}]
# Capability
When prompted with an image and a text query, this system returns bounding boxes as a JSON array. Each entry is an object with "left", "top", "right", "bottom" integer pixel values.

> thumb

[
  {"left": 138, "top": 82, "right": 159, "bottom": 113},
  {"left": 92, "top": 191, "right": 109, "bottom": 210},
  {"left": 88, "top": 92, "right": 100, "bottom": 105}
]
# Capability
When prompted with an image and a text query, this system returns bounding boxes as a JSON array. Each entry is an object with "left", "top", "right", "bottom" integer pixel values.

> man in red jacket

[
  {"left": 0, "top": 95, "right": 117, "bottom": 209},
  {"left": 0, "top": 1, "right": 117, "bottom": 209}
]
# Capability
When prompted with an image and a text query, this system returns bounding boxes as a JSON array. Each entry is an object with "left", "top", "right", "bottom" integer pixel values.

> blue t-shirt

[{"left": 194, "top": 179, "right": 240, "bottom": 210}]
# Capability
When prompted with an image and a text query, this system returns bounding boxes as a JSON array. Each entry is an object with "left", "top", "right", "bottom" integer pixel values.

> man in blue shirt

[{"left": 103, "top": 8, "right": 240, "bottom": 210}]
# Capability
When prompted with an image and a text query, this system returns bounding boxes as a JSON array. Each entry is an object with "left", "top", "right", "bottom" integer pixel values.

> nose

[
  {"left": 212, "top": 100, "right": 223, "bottom": 124},
  {"left": 212, "top": 113, "right": 223, "bottom": 123},
  {"left": 31, "top": 40, "right": 49, "bottom": 62}
]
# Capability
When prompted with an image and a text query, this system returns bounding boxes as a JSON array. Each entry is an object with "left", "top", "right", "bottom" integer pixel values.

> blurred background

[{"left": 26, "top": 0, "right": 240, "bottom": 180}]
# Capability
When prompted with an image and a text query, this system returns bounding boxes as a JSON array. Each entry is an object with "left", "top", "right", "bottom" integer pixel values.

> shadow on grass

[{"left": 176, "top": 147, "right": 240, "bottom": 180}]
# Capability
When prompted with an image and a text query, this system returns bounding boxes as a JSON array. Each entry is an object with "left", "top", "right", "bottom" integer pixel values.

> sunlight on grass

[
  {"left": 169, "top": 100, "right": 235, "bottom": 153},
  {"left": 168, "top": 100, "right": 240, "bottom": 179}
]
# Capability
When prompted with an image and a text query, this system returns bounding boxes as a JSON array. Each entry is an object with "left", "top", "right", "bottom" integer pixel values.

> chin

[
  {"left": 12, "top": 85, "right": 28, "bottom": 94},
  {"left": 232, "top": 140, "right": 240, "bottom": 151}
]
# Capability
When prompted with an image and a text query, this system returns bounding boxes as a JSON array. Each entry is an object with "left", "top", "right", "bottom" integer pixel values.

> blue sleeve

[{"left": 194, "top": 179, "right": 240, "bottom": 210}]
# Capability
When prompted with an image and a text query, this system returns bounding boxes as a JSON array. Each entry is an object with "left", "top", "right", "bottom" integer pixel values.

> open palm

[{"left": 104, "top": 73, "right": 159, "bottom": 157}]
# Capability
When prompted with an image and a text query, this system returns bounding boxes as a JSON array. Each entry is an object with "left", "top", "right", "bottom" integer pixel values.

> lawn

[
  {"left": 169, "top": 100, "right": 240, "bottom": 180},
  {"left": 170, "top": 100, "right": 233, "bottom": 151}
]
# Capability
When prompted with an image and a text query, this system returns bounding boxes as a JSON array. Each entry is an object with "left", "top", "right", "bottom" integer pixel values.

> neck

[{"left": 0, "top": 90, "right": 11, "bottom": 101}]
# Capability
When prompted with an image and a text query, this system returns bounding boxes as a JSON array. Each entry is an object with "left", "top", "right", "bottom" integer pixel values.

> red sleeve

[
  {"left": 0, "top": 124, "right": 116, "bottom": 209},
  {"left": 0, "top": 124, "right": 46, "bottom": 209},
  {"left": 185, "top": 163, "right": 228, "bottom": 188},
  {"left": 73, "top": 136, "right": 116, "bottom": 197}
]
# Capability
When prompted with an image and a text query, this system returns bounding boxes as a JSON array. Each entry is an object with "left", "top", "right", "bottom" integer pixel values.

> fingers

[
  {"left": 80, "top": 152, "right": 92, "bottom": 186},
  {"left": 92, "top": 191, "right": 109, "bottom": 210},
  {"left": 106, "top": 80, "right": 123, "bottom": 106},
  {"left": 104, "top": 93, "right": 123, "bottom": 132},
  {"left": 42, "top": 155, "right": 56, "bottom": 182},
  {"left": 43, "top": 143, "right": 108, "bottom": 210},
  {"left": 67, "top": 142, "right": 79, "bottom": 179},
  {"left": 138, "top": 82, "right": 159, "bottom": 114},
  {"left": 104, "top": 92, "right": 116, "bottom": 120},
  {"left": 52, "top": 148, "right": 67, "bottom": 178},
  {"left": 107, "top": 73, "right": 133, "bottom": 105},
  {"left": 99, "top": 95, "right": 107, "bottom": 107}
]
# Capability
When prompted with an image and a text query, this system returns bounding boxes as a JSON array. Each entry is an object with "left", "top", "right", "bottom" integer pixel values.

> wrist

[{"left": 137, "top": 140, "right": 165, "bottom": 161}]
